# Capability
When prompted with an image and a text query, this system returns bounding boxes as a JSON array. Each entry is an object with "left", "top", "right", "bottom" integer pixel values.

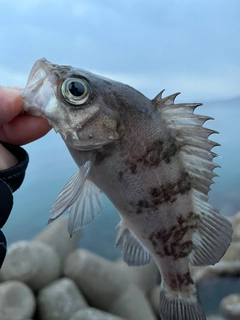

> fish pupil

[{"left": 68, "top": 81, "right": 85, "bottom": 97}]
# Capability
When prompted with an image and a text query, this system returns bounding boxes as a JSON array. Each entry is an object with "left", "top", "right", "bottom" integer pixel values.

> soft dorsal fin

[
  {"left": 115, "top": 220, "right": 150, "bottom": 266},
  {"left": 153, "top": 92, "right": 232, "bottom": 266},
  {"left": 189, "top": 189, "right": 232, "bottom": 266}
]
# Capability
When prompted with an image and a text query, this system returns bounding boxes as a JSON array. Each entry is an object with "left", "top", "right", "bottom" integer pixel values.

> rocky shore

[{"left": 0, "top": 213, "right": 240, "bottom": 320}]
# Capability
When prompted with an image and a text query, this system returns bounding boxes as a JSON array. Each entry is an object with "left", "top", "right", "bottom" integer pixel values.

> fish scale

[{"left": 20, "top": 58, "right": 233, "bottom": 320}]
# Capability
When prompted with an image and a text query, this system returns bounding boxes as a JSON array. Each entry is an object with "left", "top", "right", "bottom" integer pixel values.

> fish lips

[{"left": 19, "top": 58, "right": 57, "bottom": 117}]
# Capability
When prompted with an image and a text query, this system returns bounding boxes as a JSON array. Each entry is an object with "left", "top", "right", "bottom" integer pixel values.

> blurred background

[{"left": 0, "top": 0, "right": 240, "bottom": 315}]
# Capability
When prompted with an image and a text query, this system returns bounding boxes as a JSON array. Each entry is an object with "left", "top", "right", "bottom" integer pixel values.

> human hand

[{"left": 0, "top": 86, "right": 51, "bottom": 145}]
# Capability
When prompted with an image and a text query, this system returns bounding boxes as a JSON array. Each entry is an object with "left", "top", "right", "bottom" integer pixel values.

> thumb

[{"left": 0, "top": 87, "right": 23, "bottom": 125}]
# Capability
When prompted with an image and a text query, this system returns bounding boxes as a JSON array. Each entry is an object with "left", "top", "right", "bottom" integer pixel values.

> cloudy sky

[{"left": 1, "top": 0, "right": 239, "bottom": 101}]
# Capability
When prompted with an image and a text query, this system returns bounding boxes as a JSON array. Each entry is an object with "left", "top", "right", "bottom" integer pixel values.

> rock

[
  {"left": 149, "top": 285, "right": 160, "bottom": 315},
  {"left": 64, "top": 249, "right": 128, "bottom": 311},
  {"left": 109, "top": 284, "right": 157, "bottom": 320},
  {"left": 37, "top": 277, "right": 87, "bottom": 320},
  {"left": 114, "top": 258, "right": 159, "bottom": 294},
  {"left": 220, "top": 294, "right": 240, "bottom": 320},
  {"left": 0, "top": 270, "right": 4, "bottom": 283},
  {"left": 231, "top": 212, "right": 240, "bottom": 242},
  {"left": 1, "top": 240, "right": 61, "bottom": 291},
  {"left": 35, "top": 216, "right": 80, "bottom": 273},
  {"left": 207, "top": 316, "right": 225, "bottom": 320},
  {"left": 0, "top": 280, "right": 36, "bottom": 320},
  {"left": 70, "top": 307, "right": 127, "bottom": 320},
  {"left": 190, "top": 265, "right": 209, "bottom": 284}
]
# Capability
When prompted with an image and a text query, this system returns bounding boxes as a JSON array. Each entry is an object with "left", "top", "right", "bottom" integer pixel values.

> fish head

[{"left": 20, "top": 58, "right": 122, "bottom": 151}]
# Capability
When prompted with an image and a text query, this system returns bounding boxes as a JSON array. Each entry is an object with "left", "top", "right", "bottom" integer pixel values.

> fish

[{"left": 20, "top": 58, "right": 232, "bottom": 320}]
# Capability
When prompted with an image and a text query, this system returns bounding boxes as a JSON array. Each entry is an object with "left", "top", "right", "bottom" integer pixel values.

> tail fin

[{"left": 159, "top": 283, "right": 206, "bottom": 320}]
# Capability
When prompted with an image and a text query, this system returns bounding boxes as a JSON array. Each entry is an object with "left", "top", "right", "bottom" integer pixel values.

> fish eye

[{"left": 61, "top": 77, "right": 90, "bottom": 105}]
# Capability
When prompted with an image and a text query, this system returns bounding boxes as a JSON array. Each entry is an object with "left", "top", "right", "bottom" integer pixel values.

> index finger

[{"left": 0, "top": 86, "right": 23, "bottom": 125}]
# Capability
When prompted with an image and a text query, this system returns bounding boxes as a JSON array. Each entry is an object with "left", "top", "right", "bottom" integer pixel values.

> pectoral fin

[
  {"left": 68, "top": 179, "right": 104, "bottom": 236},
  {"left": 48, "top": 156, "right": 95, "bottom": 224}
]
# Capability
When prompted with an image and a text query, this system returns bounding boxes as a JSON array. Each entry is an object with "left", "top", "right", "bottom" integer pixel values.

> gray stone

[
  {"left": 37, "top": 277, "right": 88, "bottom": 320},
  {"left": 114, "top": 258, "right": 159, "bottom": 294},
  {"left": 0, "top": 280, "right": 36, "bottom": 320},
  {"left": 109, "top": 284, "right": 157, "bottom": 320},
  {"left": 64, "top": 249, "right": 128, "bottom": 310},
  {"left": 220, "top": 294, "right": 240, "bottom": 320},
  {"left": 207, "top": 316, "right": 225, "bottom": 320},
  {"left": 1, "top": 240, "right": 61, "bottom": 291},
  {"left": 35, "top": 216, "right": 81, "bottom": 272},
  {"left": 231, "top": 212, "right": 240, "bottom": 242},
  {"left": 0, "top": 270, "right": 4, "bottom": 283},
  {"left": 149, "top": 285, "right": 160, "bottom": 315},
  {"left": 70, "top": 307, "right": 127, "bottom": 320}
]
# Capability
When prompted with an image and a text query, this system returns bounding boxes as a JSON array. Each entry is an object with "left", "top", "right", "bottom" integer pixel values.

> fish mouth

[{"left": 19, "top": 58, "right": 56, "bottom": 117}]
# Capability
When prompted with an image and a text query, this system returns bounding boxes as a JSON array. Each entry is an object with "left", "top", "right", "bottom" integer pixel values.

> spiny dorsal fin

[
  {"left": 152, "top": 89, "right": 165, "bottom": 104},
  {"left": 153, "top": 92, "right": 218, "bottom": 197}
]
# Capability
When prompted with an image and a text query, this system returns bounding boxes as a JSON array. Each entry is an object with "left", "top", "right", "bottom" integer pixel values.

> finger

[
  {"left": 0, "top": 115, "right": 52, "bottom": 145},
  {"left": 0, "top": 87, "right": 23, "bottom": 125}
]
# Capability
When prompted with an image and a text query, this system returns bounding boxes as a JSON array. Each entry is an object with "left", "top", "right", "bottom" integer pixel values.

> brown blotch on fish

[
  {"left": 148, "top": 212, "right": 195, "bottom": 259},
  {"left": 125, "top": 160, "right": 138, "bottom": 174},
  {"left": 162, "top": 141, "right": 178, "bottom": 164},
  {"left": 132, "top": 138, "right": 177, "bottom": 169},
  {"left": 135, "top": 172, "right": 192, "bottom": 213},
  {"left": 138, "top": 199, "right": 151, "bottom": 209},
  {"left": 118, "top": 171, "right": 124, "bottom": 180},
  {"left": 168, "top": 271, "right": 194, "bottom": 290}
]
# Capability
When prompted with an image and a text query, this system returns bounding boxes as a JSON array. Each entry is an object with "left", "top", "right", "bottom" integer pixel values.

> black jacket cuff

[{"left": 0, "top": 142, "right": 29, "bottom": 192}]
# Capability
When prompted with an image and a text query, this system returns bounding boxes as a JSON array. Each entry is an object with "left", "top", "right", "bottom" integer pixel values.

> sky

[{"left": 0, "top": 0, "right": 239, "bottom": 102}]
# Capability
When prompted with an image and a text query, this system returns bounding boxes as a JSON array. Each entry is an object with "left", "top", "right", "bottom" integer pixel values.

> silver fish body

[{"left": 20, "top": 58, "right": 232, "bottom": 320}]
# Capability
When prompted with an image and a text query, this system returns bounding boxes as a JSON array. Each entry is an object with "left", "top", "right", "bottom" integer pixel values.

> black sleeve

[
  {"left": 0, "top": 142, "right": 29, "bottom": 192},
  {"left": 0, "top": 142, "right": 29, "bottom": 267}
]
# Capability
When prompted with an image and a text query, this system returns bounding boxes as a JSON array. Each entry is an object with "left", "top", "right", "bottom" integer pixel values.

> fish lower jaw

[{"left": 23, "top": 104, "right": 44, "bottom": 117}]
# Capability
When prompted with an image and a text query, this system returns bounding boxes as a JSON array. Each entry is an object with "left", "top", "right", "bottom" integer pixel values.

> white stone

[
  {"left": 37, "top": 277, "right": 88, "bottom": 320},
  {"left": 109, "top": 284, "right": 157, "bottom": 320},
  {"left": 35, "top": 216, "right": 81, "bottom": 272},
  {"left": 114, "top": 258, "right": 159, "bottom": 294},
  {"left": 70, "top": 307, "right": 127, "bottom": 320},
  {"left": 1, "top": 240, "right": 61, "bottom": 291},
  {"left": 64, "top": 249, "right": 128, "bottom": 311},
  {"left": 220, "top": 294, "right": 240, "bottom": 320},
  {"left": 0, "top": 280, "right": 36, "bottom": 320},
  {"left": 149, "top": 285, "right": 160, "bottom": 315}
]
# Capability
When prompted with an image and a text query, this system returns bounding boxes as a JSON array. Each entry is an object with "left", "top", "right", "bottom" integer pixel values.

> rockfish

[{"left": 20, "top": 58, "right": 232, "bottom": 320}]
